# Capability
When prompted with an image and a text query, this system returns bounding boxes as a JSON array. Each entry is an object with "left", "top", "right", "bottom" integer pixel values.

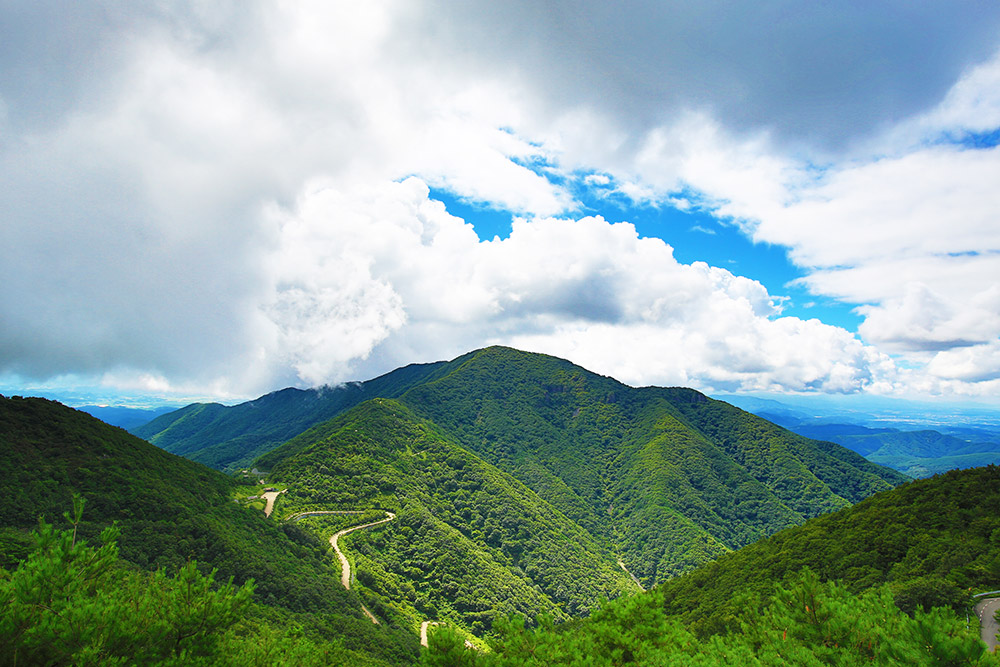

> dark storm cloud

[{"left": 410, "top": 0, "right": 1000, "bottom": 150}]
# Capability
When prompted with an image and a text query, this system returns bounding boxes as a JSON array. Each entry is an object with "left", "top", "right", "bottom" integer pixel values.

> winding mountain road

[
  {"left": 329, "top": 511, "right": 396, "bottom": 590},
  {"left": 977, "top": 597, "right": 999, "bottom": 652},
  {"left": 286, "top": 509, "right": 366, "bottom": 522},
  {"left": 420, "top": 621, "right": 438, "bottom": 647},
  {"left": 267, "top": 498, "right": 396, "bottom": 624},
  {"left": 617, "top": 559, "right": 645, "bottom": 592},
  {"left": 265, "top": 493, "right": 465, "bottom": 644}
]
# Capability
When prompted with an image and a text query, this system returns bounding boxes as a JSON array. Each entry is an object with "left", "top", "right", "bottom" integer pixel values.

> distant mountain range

[
  {"left": 718, "top": 394, "right": 1000, "bottom": 477},
  {"left": 77, "top": 404, "right": 176, "bottom": 430}
]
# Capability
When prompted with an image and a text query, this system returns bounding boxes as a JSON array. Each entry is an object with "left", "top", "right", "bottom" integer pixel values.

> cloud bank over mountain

[{"left": 2, "top": 1, "right": 999, "bottom": 401}]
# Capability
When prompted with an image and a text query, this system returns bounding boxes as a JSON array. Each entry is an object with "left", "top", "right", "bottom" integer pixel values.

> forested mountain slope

[
  {"left": 394, "top": 347, "right": 906, "bottom": 585},
  {"left": 0, "top": 396, "right": 419, "bottom": 666},
  {"left": 257, "top": 398, "right": 637, "bottom": 636},
  {"left": 136, "top": 346, "right": 904, "bottom": 588},
  {"left": 132, "top": 359, "right": 451, "bottom": 470},
  {"left": 656, "top": 464, "right": 1000, "bottom": 634},
  {"left": 423, "top": 465, "right": 1000, "bottom": 666}
]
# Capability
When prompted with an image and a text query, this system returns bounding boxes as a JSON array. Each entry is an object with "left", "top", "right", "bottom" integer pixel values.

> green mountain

[
  {"left": 1, "top": 346, "right": 977, "bottom": 665},
  {"left": 390, "top": 347, "right": 905, "bottom": 585},
  {"left": 132, "top": 360, "right": 452, "bottom": 470},
  {"left": 424, "top": 465, "right": 1000, "bottom": 665},
  {"left": 138, "top": 347, "right": 905, "bottom": 592},
  {"left": 0, "top": 395, "right": 419, "bottom": 666},
  {"left": 257, "top": 398, "right": 637, "bottom": 635}
]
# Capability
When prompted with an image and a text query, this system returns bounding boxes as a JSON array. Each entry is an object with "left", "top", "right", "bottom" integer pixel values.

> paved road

[
  {"left": 977, "top": 597, "right": 999, "bottom": 652},
  {"left": 330, "top": 511, "right": 396, "bottom": 589},
  {"left": 262, "top": 495, "right": 468, "bottom": 647},
  {"left": 286, "top": 509, "right": 365, "bottom": 522}
]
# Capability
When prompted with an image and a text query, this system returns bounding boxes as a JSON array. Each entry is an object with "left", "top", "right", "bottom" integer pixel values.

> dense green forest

[
  {"left": 257, "top": 398, "right": 637, "bottom": 635},
  {"left": 422, "top": 465, "right": 1000, "bottom": 665},
  {"left": 423, "top": 569, "right": 997, "bottom": 666},
  {"left": 3, "top": 382, "right": 1000, "bottom": 664},
  {"left": 146, "top": 346, "right": 904, "bottom": 588},
  {"left": 391, "top": 347, "right": 904, "bottom": 584},
  {"left": 0, "top": 396, "right": 418, "bottom": 665}
]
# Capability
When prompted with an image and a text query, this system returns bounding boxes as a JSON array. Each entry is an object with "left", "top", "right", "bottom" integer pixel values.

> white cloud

[
  {"left": 927, "top": 341, "right": 1000, "bottom": 384},
  {"left": 258, "top": 177, "right": 896, "bottom": 394},
  {"left": 581, "top": 51, "right": 1000, "bottom": 391},
  {"left": 3, "top": 0, "right": 1000, "bottom": 402},
  {"left": 0, "top": 1, "right": 572, "bottom": 395},
  {"left": 897, "top": 48, "right": 1000, "bottom": 139}
]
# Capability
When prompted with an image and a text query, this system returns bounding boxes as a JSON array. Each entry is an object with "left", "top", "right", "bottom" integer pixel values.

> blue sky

[
  {"left": 430, "top": 184, "right": 865, "bottom": 333},
  {"left": 422, "top": 170, "right": 859, "bottom": 377},
  {"left": 2, "top": 1, "right": 1000, "bottom": 408}
]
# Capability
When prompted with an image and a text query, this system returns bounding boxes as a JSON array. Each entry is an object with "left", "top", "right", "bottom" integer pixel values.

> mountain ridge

[
  {"left": 243, "top": 346, "right": 905, "bottom": 589},
  {"left": 132, "top": 359, "right": 453, "bottom": 470}
]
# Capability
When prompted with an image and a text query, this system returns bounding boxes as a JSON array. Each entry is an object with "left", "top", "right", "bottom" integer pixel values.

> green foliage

[
  {"left": 0, "top": 514, "right": 253, "bottom": 665},
  {"left": 420, "top": 466, "right": 1000, "bottom": 665},
  {"left": 2, "top": 356, "right": 995, "bottom": 666},
  {"left": 658, "top": 388, "right": 908, "bottom": 510},
  {"left": 263, "top": 398, "right": 635, "bottom": 635},
  {"left": 394, "top": 347, "right": 903, "bottom": 584},
  {"left": 421, "top": 625, "right": 479, "bottom": 667},
  {"left": 655, "top": 465, "right": 1000, "bottom": 636},
  {"left": 142, "top": 346, "right": 904, "bottom": 588},
  {"left": 0, "top": 396, "right": 418, "bottom": 666},
  {"left": 424, "top": 569, "right": 997, "bottom": 666},
  {"left": 0, "top": 511, "right": 387, "bottom": 666}
]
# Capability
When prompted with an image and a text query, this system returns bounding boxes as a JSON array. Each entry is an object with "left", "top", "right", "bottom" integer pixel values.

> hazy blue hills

[
  {"left": 722, "top": 394, "right": 1000, "bottom": 478},
  {"left": 77, "top": 404, "right": 176, "bottom": 430}
]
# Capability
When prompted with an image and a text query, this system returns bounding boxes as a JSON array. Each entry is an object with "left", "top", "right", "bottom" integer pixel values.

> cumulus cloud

[
  {"left": 257, "top": 177, "right": 897, "bottom": 393},
  {"left": 927, "top": 341, "right": 1000, "bottom": 384},
  {"left": 577, "top": 50, "right": 1000, "bottom": 393},
  {"left": 0, "top": 1, "right": 570, "bottom": 396},
  {"left": 2, "top": 1, "right": 999, "bottom": 401}
]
